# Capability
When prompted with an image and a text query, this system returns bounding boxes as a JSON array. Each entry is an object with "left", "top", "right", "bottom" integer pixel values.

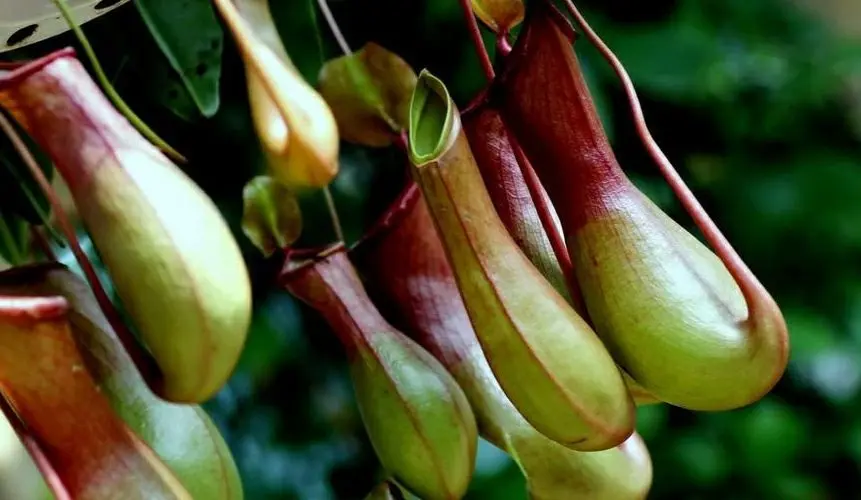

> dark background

[{"left": 5, "top": 0, "right": 861, "bottom": 498}]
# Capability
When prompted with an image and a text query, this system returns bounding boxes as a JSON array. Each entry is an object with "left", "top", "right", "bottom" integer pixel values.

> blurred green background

[{"left": 4, "top": 0, "right": 861, "bottom": 498}]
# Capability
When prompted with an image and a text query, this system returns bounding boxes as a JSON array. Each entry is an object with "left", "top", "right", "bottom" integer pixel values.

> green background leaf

[
  {"left": 0, "top": 120, "right": 53, "bottom": 226},
  {"left": 270, "top": 0, "right": 327, "bottom": 83},
  {"left": 0, "top": 212, "right": 29, "bottom": 266},
  {"left": 134, "top": 0, "right": 224, "bottom": 117}
]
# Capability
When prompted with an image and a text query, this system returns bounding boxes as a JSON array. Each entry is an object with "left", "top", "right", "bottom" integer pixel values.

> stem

[
  {"left": 312, "top": 0, "right": 351, "bottom": 243},
  {"left": 316, "top": 0, "right": 353, "bottom": 55},
  {"left": 458, "top": 0, "right": 495, "bottom": 80},
  {"left": 496, "top": 33, "right": 512, "bottom": 57},
  {"left": 0, "top": 394, "right": 71, "bottom": 500},
  {"left": 509, "top": 137, "right": 588, "bottom": 319},
  {"left": 50, "top": 0, "right": 186, "bottom": 163},
  {"left": 0, "top": 113, "right": 162, "bottom": 389},
  {"left": 561, "top": 0, "right": 769, "bottom": 317},
  {"left": 394, "top": 130, "right": 409, "bottom": 152},
  {"left": 322, "top": 186, "right": 345, "bottom": 243}
]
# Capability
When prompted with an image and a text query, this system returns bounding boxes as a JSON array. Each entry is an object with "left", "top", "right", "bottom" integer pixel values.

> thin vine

[
  {"left": 562, "top": 0, "right": 777, "bottom": 320},
  {"left": 51, "top": 0, "right": 185, "bottom": 163}
]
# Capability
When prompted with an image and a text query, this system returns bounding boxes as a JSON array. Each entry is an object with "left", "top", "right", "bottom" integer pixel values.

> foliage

[{"left": 2, "top": 0, "right": 861, "bottom": 498}]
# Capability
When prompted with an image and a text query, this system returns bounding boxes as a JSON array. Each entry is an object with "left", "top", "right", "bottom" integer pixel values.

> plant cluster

[{"left": 0, "top": 0, "right": 825, "bottom": 498}]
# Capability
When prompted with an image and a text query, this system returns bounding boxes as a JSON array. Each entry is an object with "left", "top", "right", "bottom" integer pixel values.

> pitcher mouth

[
  {"left": 0, "top": 47, "right": 77, "bottom": 90},
  {"left": 278, "top": 242, "right": 349, "bottom": 285}
]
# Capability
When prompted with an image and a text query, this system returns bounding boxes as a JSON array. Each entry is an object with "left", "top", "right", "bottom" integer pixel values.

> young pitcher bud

[
  {"left": 215, "top": 0, "right": 339, "bottom": 188},
  {"left": 407, "top": 70, "right": 634, "bottom": 450},
  {"left": 281, "top": 245, "right": 477, "bottom": 500},
  {"left": 0, "top": 264, "right": 244, "bottom": 499},
  {"left": 0, "top": 49, "right": 253, "bottom": 404},
  {"left": 353, "top": 183, "right": 652, "bottom": 499},
  {"left": 498, "top": 1, "right": 789, "bottom": 410},
  {"left": 0, "top": 295, "right": 191, "bottom": 499},
  {"left": 470, "top": 0, "right": 525, "bottom": 34}
]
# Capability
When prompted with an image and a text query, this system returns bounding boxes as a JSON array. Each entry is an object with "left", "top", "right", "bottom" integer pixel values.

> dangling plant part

[
  {"left": 458, "top": 101, "right": 661, "bottom": 407},
  {"left": 0, "top": 265, "right": 244, "bottom": 500},
  {"left": 469, "top": 0, "right": 524, "bottom": 35},
  {"left": 0, "top": 0, "right": 809, "bottom": 495},
  {"left": 281, "top": 245, "right": 477, "bottom": 500},
  {"left": 214, "top": 0, "right": 340, "bottom": 189},
  {"left": 0, "top": 49, "right": 253, "bottom": 404},
  {"left": 0, "top": 295, "right": 192, "bottom": 500},
  {"left": 408, "top": 70, "right": 634, "bottom": 451},
  {"left": 353, "top": 183, "right": 653, "bottom": 500},
  {"left": 498, "top": 1, "right": 789, "bottom": 410},
  {"left": 241, "top": 175, "right": 303, "bottom": 257}
]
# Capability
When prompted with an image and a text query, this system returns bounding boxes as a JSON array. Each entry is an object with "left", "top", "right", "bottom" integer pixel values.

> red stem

[
  {"left": 458, "top": 0, "right": 495, "bottom": 80},
  {"left": 0, "top": 394, "right": 71, "bottom": 500},
  {"left": 0, "top": 113, "right": 161, "bottom": 389},
  {"left": 496, "top": 33, "right": 512, "bottom": 57},
  {"left": 509, "top": 137, "right": 588, "bottom": 318},
  {"left": 561, "top": 0, "right": 769, "bottom": 319},
  {"left": 0, "top": 62, "right": 26, "bottom": 70}
]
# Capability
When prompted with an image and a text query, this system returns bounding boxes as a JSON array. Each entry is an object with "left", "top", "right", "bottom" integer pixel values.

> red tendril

[
  {"left": 458, "top": 0, "right": 495, "bottom": 80},
  {"left": 562, "top": 0, "right": 774, "bottom": 320}
]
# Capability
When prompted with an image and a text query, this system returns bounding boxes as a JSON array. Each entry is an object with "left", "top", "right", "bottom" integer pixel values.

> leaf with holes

[
  {"left": 134, "top": 0, "right": 224, "bottom": 118},
  {"left": 269, "top": 0, "right": 326, "bottom": 84},
  {"left": 242, "top": 176, "right": 303, "bottom": 257},
  {"left": 135, "top": 33, "right": 204, "bottom": 122}
]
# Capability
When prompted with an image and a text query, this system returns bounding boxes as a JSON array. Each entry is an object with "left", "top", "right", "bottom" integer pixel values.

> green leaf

[
  {"left": 318, "top": 43, "right": 418, "bottom": 147},
  {"left": 0, "top": 212, "right": 29, "bottom": 266},
  {"left": 134, "top": 0, "right": 224, "bottom": 118},
  {"left": 242, "top": 176, "right": 303, "bottom": 256},
  {"left": 137, "top": 41, "right": 203, "bottom": 122},
  {"left": 270, "top": 0, "right": 326, "bottom": 84}
]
